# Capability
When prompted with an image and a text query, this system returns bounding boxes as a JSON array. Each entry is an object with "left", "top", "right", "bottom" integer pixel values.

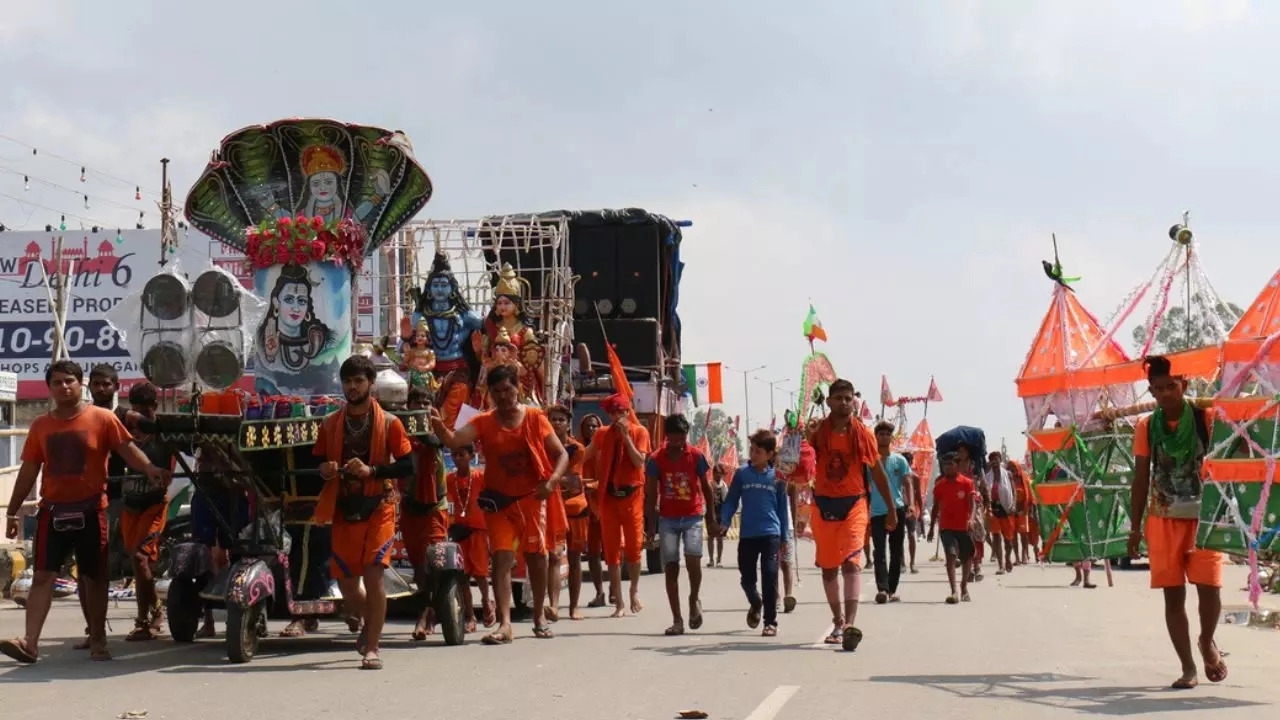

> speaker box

[
  {"left": 488, "top": 227, "right": 554, "bottom": 301},
  {"left": 570, "top": 225, "right": 618, "bottom": 319},
  {"left": 614, "top": 223, "right": 661, "bottom": 320},
  {"left": 569, "top": 221, "right": 662, "bottom": 321},
  {"left": 574, "top": 318, "right": 660, "bottom": 379}
]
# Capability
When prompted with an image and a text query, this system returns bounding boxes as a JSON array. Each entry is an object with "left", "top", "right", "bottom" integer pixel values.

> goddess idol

[{"left": 482, "top": 263, "right": 544, "bottom": 405}]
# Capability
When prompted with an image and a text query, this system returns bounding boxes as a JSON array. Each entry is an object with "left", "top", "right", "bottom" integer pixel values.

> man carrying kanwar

[
  {"left": 805, "top": 379, "right": 897, "bottom": 652},
  {"left": 586, "top": 393, "right": 652, "bottom": 618},
  {"left": 313, "top": 355, "right": 416, "bottom": 670},
  {"left": 430, "top": 363, "right": 569, "bottom": 643},
  {"left": 400, "top": 386, "right": 451, "bottom": 641}
]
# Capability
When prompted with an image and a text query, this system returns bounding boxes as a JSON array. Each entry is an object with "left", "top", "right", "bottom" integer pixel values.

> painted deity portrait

[{"left": 253, "top": 262, "right": 351, "bottom": 396}]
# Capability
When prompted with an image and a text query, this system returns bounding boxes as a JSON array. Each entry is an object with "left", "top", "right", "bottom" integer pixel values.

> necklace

[{"left": 344, "top": 410, "right": 372, "bottom": 435}]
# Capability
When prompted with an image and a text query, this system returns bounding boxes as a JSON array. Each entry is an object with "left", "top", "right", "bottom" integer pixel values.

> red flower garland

[{"left": 244, "top": 215, "right": 367, "bottom": 270}]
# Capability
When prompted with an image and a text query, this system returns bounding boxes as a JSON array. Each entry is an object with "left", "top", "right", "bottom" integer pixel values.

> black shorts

[
  {"left": 34, "top": 505, "right": 108, "bottom": 578},
  {"left": 940, "top": 530, "right": 975, "bottom": 564}
]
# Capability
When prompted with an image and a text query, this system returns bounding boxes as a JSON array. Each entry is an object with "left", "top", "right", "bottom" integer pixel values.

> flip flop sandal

[
  {"left": 360, "top": 655, "right": 383, "bottom": 671},
  {"left": 279, "top": 624, "right": 306, "bottom": 638},
  {"left": 125, "top": 621, "right": 154, "bottom": 642},
  {"left": 961, "top": 592, "right": 972, "bottom": 602},
  {"left": 345, "top": 616, "right": 362, "bottom": 634},
  {"left": 841, "top": 626, "right": 863, "bottom": 652},
  {"left": 587, "top": 597, "right": 607, "bottom": 608},
  {"left": 545, "top": 607, "right": 560, "bottom": 623},
  {"left": 689, "top": 600, "right": 704, "bottom": 630},
  {"left": 761, "top": 625, "right": 778, "bottom": 637},
  {"left": 482, "top": 630, "right": 513, "bottom": 645},
  {"left": 0, "top": 638, "right": 38, "bottom": 664},
  {"left": 532, "top": 626, "right": 555, "bottom": 639},
  {"left": 356, "top": 626, "right": 369, "bottom": 656},
  {"left": 664, "top": 623, "right": 685, "bottom": 636},
  {"left": 783, "top": 596, "right": 797, "bottom": 613},
  {"left": 945, "top": 595, "right": 959, "bottom": 605},
  {"left": 823, "top": 627, "right": 844, "bottom": 644},
  {"left": 1200, "top": 639, "right": 1229, "bottom": 683},
  {"left": 747, "top": 605, "right": 762, "bottom": 629},
  {"left": 304, "top": 619, "right": 320, "bottom": 632}
]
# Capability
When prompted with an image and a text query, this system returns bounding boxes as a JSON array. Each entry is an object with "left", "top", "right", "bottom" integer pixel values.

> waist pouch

[
  {"left": 402, "top": 497, "right": 444, "bottom": 516},
  {"left": 477, "top": 488, "right": 521, "bottom": 514},
  {"left": 123, "top": 490, "right": 167, "bottom": 513},
  {"left": 991, "top": 504, "right": 1010, "bottom": 519},
  {"left": 448, "top": 523, "right": 477, "bottom": 542},
  {"left": 336, "top": 494, "right": 384, "bottom": 523},
  {"left": 44, "top": 497, "right": 99, "bottom": 533},
  {"left": 606, "top": 483, "right": 638, "bottom": 499},
  {"left": 812, "top": 494, "right": 861, "bottom": 522}
]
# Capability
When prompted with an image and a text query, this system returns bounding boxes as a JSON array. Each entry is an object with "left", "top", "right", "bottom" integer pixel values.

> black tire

[
  {"left": 435, "top": 575, "right": 466, "bottom": 647},
  {"left": 166, "top": 580, "right": 202, "bottom": 643},
  {"left": 512, "top": 582, "right": 527, "bottom": 609},
  {"left": 226, "top": 602, "right": 264, "bottom": 664}
]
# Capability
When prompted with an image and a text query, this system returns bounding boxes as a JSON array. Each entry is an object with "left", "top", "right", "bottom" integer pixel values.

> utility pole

[
  {"left": 158, "top": 158, "right": 177, "bottom": 266},
  {"left": 727, "top": 364, "right": 765, "bottom": 433},
  {"left": 757, "top": 376, "right": 790, "bottom": 428}
]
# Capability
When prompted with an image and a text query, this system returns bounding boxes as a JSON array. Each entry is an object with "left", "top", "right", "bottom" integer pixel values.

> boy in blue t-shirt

[{"left": 869, "top": 422, "right": 914, "bottom": 603}]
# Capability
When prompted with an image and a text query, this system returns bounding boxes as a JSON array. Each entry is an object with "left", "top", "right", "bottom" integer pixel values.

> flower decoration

[{"left": 244, "top": 215, "right": 368, "bottom": 270}]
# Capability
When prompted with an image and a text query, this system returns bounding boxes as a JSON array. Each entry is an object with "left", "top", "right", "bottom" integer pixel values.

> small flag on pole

[
  {"left": 880, "top": 374, "right": 895, "bottom": 407},
  {"left": 803, "top": 304, "right": 827, "bottom": 343},
  {"left": 927, "top": 377, "right": 943, "bottom": 403},
  {"left": 682, "top": 362, "right": 724, "bottom": 406}
]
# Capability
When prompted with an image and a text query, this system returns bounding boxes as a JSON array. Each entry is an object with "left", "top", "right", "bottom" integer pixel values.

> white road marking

[{"left": 744, "top": 685, "right": 799, "bottom": 720}]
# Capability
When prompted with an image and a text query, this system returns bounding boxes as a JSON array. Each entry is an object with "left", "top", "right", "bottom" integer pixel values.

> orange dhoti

[
  {"left": 812, "top": 501, "right": 868, "bottom": 570},
  {"left": 564, "top": 493, "right": 590, "bottom": 555},
  {"left": 330, "top": 503, "right": 398, "bottom": 579},
  {"left": 399, "top": 506, "right": 449, "bottom": 569},
  {"left": 120, "top": 502, "right": 168, "bottom": 562},
  {"left": 1146, "top": 516, "right": 1223, "bottom": 589},
  {"left": 484, "top": 496, "right": 547, "bottom": 556},
  {"left": 988, "top": 513, "right": 1017, "bottom": 542},
  {"left": 458, "top": 530, "right": 491, "bottom": 577},
  {"left": 600, "top": 491, "right": 644, "bottom": 566},
  {"left": 546, "top": 490, "right": 569, "bottom": 554}
]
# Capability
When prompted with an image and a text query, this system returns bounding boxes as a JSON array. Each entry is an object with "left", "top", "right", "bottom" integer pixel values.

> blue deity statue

[{"left": 401, "top": 252, "right": 482, "bottom": 427}]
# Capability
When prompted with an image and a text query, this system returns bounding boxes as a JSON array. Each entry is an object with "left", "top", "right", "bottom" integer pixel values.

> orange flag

[{"left": 606, "top": 341, "right": 637, "bottom": 420}]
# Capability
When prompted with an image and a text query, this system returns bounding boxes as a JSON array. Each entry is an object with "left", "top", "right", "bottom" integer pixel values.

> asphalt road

[{"left": 1, "top": 540, "right": 1275, "bottom": 720}]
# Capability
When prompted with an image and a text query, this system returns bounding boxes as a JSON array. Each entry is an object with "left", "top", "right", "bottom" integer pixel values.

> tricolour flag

[
  {"left": 803, "top": 304, "right": 827, "bottom": 343},
  {"left": 682, "top": 362, "right": 724, "bottom": 405}
]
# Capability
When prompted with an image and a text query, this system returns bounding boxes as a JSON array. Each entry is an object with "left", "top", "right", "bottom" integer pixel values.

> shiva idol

[{"left": 401, "top": 252, "right": 482, "bottom": 428}]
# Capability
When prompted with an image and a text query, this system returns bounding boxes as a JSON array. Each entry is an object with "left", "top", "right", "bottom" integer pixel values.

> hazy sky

[{"left": 1, "top": 1, "right": 1277, "bottom": 450}]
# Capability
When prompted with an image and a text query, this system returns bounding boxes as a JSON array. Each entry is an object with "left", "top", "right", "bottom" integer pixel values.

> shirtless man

[
  {"left": 1129, "top": 355, "right": 1226, "bottom": 689},
  {"left": 312, "top": 355, "right": 416, "bottom": 670},
  {"left": 587, "top": 393, "right": 652, "bottom": 617},
  {"left": 400, "top": 386, "right": 450, "bottom": 640},
  {"left": 578, "top": 414, "right": 607, "bottom": 607},
  {"left": 547, "top": 405, "right": 590, "bottom": 620},
  {"left": 2, "top": 360, "right": 170, "bottom": 664},
  {"left": 806, "top": 380, "right": 897, "bottom": 651},
  {"left": 430, "top": 364, "right": 569, "bottom": 642}
]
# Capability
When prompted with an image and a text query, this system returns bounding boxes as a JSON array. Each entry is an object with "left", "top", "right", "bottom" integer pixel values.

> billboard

[{"left": 0, "top": 229, "right": 383, "bottom": 399}]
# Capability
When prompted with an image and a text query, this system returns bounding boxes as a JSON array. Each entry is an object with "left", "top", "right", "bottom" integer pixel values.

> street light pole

[
  {"left": 727, "top": 364, "right": 766, "bottom": 432},
  {"left": 755, "top": 377, "right": 790, "bottom": 427}
]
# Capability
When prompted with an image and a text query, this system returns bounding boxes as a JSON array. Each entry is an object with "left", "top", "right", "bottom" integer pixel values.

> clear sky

[{"left": 1, "top": 1, "right": 1277, "bottom": 449}]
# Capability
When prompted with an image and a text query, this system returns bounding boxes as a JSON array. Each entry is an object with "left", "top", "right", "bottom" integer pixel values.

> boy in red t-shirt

[{"left": 928, "top": 452, "right": 978, "bottom": 605}]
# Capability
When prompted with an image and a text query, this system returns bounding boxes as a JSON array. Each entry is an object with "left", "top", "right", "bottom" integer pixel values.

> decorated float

[{"left": 1018, "top": 220, "right": 1280, "bottom": 599}]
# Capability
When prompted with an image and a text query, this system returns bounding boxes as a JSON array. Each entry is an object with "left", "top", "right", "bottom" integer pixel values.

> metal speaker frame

[
  {"left": 140, "top": 274, "right": 190, "bottom": 321},
  {"left": 191, "top": 269, "right": 241, "bottom": 319},
  {"left": 142, "top": 341, "right": 189, "bottom": 389},
  {"left": 194, "top": 339, "right": 244, "bottom": 390}
]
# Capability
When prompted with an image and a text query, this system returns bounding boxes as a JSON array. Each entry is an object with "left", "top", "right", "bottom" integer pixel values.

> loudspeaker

[
  {"left": 614, "top": 223, "right": 661, "bottom": 319},
  {"left": 569, "top": 224, "right": 618, "bottom": 319},
  {"left": 574, "top": 318, "right": 659, "bottom": 378},
  {"left": 488, "top": 227, "right": 553, "bottom": 301}
]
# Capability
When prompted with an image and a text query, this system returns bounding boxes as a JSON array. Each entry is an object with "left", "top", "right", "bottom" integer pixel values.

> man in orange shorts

[
  {"left": 985, "top": 451, "right": 1017, "bottom": 575},
  {"left": 1130, "top": 355, "right": 1226, "bottom": 690},
  {"left": 400, "top": 387, "right": 450, "bottom": 640},
  {"left": 806, "top": 379, "right": 896, "bottom": 651},
  {"left": 547, "top": 405, "right": 590, "bottom": 619},
  {"left": 431, "top": 364, "right": 568, "bottom": 643},
  {"left": 313, "top": 356, "right": 415, "bottom": 670},
  {"left": 578, "top": 414, "right": 607, "bottom": 607},
  {"left": 587, "top": 393, "right": 652, "bottom": 618},
  {"left": 1008, "top": 459, "right": 1036, "bottom": 565},
  {"left": 446, "top": 443, "right": 492, "bottom": 632},
  {"left": 541, "top": 407, "right": 571, "bottom": 623},
  {"left": 117, "top": 382, "right": 176, "bottom": 642}
]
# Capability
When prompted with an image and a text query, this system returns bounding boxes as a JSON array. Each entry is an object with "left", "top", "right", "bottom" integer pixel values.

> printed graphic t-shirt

[{"left": 22, "top": 405, "right": 131, "bottom": 508}]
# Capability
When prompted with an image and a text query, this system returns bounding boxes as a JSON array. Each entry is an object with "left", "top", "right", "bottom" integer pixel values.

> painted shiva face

[
  {"left": 494, "top": 295, "right": 517, "bottom": 319},
  {"left": 274, "top": 282, "right": 309, "bottom": 335},
  {"left": 428, "top": 275, "right": 454, "bottom": 304},
  {"left": 309, "top": 171, "right": 339, "bottom": 204}
]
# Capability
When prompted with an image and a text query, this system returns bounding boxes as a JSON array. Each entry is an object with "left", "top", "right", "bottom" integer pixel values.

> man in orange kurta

[
  {"left": 401, "top": 387, "right": 450, "bottom": 640},
  {"left": 578, "top": 414, "right": 607, "bottom": 607},
  {"left": 313, "top": 356, "right": 414, "bottom": 670},
  {"left": 805, "top": 379, "right": 896, "bottom": 652},
  {"left": 430, "top": 364, "right": 569, "bottom": 643},
  {"left": 547, "top": 405, "right": 590, "bottom": 619},
  {"left": 446, "top": 444, "right": 491, "bottom": 631},
  {"left": 586, "top": 393, "right": 652, "bottom": 618}
]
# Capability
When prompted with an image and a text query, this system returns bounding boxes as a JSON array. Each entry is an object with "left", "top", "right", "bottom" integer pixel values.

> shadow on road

[
  {"left": 632, "top": 640, "right": 816, "bottom": 656},
  {"left": 868, "top": 673, "right": 1266, "bottom": 716}
]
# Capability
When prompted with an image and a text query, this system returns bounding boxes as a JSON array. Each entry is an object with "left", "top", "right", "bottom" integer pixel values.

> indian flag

[{"left": 682, "top": 362, "right": 724, "bottom": 406}]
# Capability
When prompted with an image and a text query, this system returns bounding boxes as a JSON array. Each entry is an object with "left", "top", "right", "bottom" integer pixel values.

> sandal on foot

[
  {"left": 1171, "top": 675, "right": 1198, "bottom": 690},
  {"left": 544, "top": 606, "right": 559, "bottom": 623},
  {"left": 586, "top": 596, "right": 606, "bottom": 608},
  {"left": 841, "top": 626, "right": 863, "bottom": 652},
  {"left": 345, "top": 616, "right": 362, "bottom": 634},
  {"left": 664, "top": 623, "right": 685, "bottom": 636},
  {"left": 356, "top": 626, "right": 369, "bottom": 656},
  {"left": 532, "top": 626, "right": 555, "bottom": 639},
  {"left": 0, "top": 638, "right": 38, "bottom": 664},
  {"left": 89, "top": 645, "right": 112, "bottom": 661},
  {"left": 824, "top": 626, "right": 844, "bottom": 644},
  {"left": 689, "top": 600, "right": 704, "bottom": 630},
  {"left": 1200, "top": 638, "right": 1228, "bottom": 683},
  {"left": 482, "top": 630, "right": 513, "bottom": 645},
  {"left": 746, "top": 604, "right": 762, "bottom": 629},
  {"left": 483, "top": 601, "right": 497, "bottom": 627},
  {"left": 762, "top": 625, "right": 778, "bottom": 637},
  {"left": 125, "top": 623, "right": 154, "bottom": 642},
  {"left": 945, "top": 595, "right": 959, "bottom": 605},
  {"left": 784, "top": 596, "right": 797, "bottom": 613},
  {"left": 360, "top": 655, "right": 383, "bottom": 670},
  {"left": 279, "top": 624, "right": 306, "bottom": 638},
  {"left": 410, "top": 629, "right": 428, "bottom": 642}
]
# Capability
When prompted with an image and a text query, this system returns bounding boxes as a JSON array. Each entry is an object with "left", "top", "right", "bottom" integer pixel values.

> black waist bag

[
  {"left": 336, "top": 494, "right": 384, "bottom": 522},
  {"left": 606, "top": 482, "right": 638, "bottom": 499},
  {"left": 812, "top": 494, "right": 861, "bottom": 522},
  {"left": 123, "top": 490, "right": 167, "bottom": 512},
  {"left": 477, "top": 488, "right": 520, "bottom": 514},
  {"left": 448, "top": 523, "right": 477, "bottom": 542}
]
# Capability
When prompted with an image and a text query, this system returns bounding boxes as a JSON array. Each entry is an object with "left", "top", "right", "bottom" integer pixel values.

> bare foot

[
  {"left": 569, "top": 607, "right": 584, "bottom": 620},
  {"left": 630, "top": 593, "right": 643, "bottom": 614},
  {"left": 483, "top": 600, "right": 497, "bottom": 628},
  {"left": 610, "top": 604, "right": 627, "bottom": 618},
  {"left": 197, "top": 622, "right": 216, "bottom": 639},
  {"left": 464, "top": 617, "right": 477, "bottom": 633}
]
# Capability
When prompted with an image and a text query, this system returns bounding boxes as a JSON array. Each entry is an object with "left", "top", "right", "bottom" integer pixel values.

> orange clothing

[
  {"left": 987, "top": 513, "right": 1016, "bottom": 541},
  {"left": 587, "top": 513, "right": 604, "bottom": 556},
  {"left": 601, "top": 491, "right": 645, "bottom": 565},
  {"left": 485, "top": 495, "right": 548, "bottom": 556},
  {"left": 812, "top": 501, "right": 868, "bottom": 570},
  {"left": 1146, "top": 515, "right": 1223, "bottom": 589},
  {"left": 566, "top": 515, "right": 591, "bottom": 555},
  {"left": 592, "top": 421, "right": 652, "bottom": 506},
  {"left": 447, "top": 469, "right": 488, "bottom": 530},
  {"left": 811, "top": 418, "right": 878, "bottom": 498},
  {"left": 121, "top": 502, "right": 168, "bottom": 562},
  {"left": 548, "top": 437, "right": 589, "bottom": 550},
  {"left": 547, "top": 488, "right": 569, "bottom": 550},
  {"left": 312, "top": 402, "right": 413, "bottom": 577},
  {"left": 458, "top": 531, "right": 491, "bottom": 577},
  {"left": 562, "top": 437, "right": 590, "bottom": 518},
  {"left": 468, "top": 408, "right": 555, "bottom": 498},
  {"left": 22, "top": 405, "right": 131, "bottom": 509},
  {"left": 400, "top": 509, "right": 449, "bottom": 568}
]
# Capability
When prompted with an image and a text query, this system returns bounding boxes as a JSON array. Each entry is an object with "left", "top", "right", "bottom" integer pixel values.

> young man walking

[
  {"left": 587, "top": 393, "right": 652, "bottom": 618},
  {"left": 927, "top": 452, "right": 978, "bottom": 604},
  {"left": 719, "top": 430, "right": 791, "bottom": 637},
  {"left": 2, "top": 361, "right": 169, "bottom": 664},
  {"left": 870, "top": 421, "right": 913, "bottom": 603},
  {"left": 986, "top": 451, "right": 1017, "bottom": 575},
  {"left": 901, "top": 450, "right": 922, "bottom": 574},
  {"left": 118, "top": 382, "right": 176, "bottom": 642},
  {"left": 446, "top": 444, "right": 493, "bottom": 631},
  {"left": 645, "top": 414, "right": 717, "bottom": 635},
  {"left": 806, "top": 380, "right": 897, "bottom": 651},
  {"left": 1129, "top": 355, "right": 1226, "bottom": 689}
]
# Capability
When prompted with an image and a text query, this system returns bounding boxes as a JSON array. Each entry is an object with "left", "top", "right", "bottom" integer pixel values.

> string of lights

[
  {"left": 0, "top": 190, "right": 148, "bottom": 235},
  {"left": 0, "top": 134, "right": 163, "bottom": 199},
  {"left": 0, "top": 165, "right": 151, "bottom": 215}
]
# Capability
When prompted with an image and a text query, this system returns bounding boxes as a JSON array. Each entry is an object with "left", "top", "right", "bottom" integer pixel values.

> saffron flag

[
  {"left": 927, "top": 376, "right": 943, "bottom": 403},
  {"left": 682, "top": 362, "right": 724, "bottom": 405},
  {"left": 803, "top": 304, "right": 827, "bottom": 343},
  {"left": 880, "top": 374, "right": 895, "bottom": 407},
  {"left": 607, "top": 342, "right": 635, "bottom": 415}
]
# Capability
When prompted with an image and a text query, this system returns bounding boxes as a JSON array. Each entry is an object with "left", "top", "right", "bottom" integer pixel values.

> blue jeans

[
  {"left": 659, "top": 516, "right": 705, "bottom": 565},
  {"left": 738, "top": 535, "right": 781, "bottom": 626}
]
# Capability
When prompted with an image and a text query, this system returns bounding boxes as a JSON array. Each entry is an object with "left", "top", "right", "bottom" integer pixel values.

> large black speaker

[
  {"left": 615, "top": 223, "right": 661, "bottom": 320},
  {"left": 570, "top": 224, "right": 618, "bottom": 319},
  {"left": 574, "top": 318, "right": 659, "bottom": 376},
  {"left": 488, "top": 226, "right": 554, "bottom": 301},
  {"left": 570, "top": 221, "right": 661, "bottom": 321}
]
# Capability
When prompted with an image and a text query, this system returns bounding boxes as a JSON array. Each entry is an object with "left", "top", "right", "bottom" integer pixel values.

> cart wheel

[
  {"left": 436, "top": 574, "right": 466, "bottom": 647},
  {"left": 166, "top": 580, "right": 202, "bottom": 643},
  {"left": 226, "top": 601, "right": 264, "bottom": 663}
]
